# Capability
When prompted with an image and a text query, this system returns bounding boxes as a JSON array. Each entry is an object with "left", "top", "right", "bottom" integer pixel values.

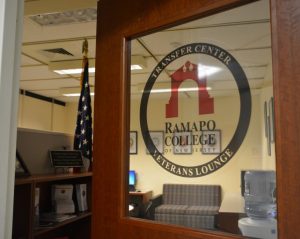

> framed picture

[
  {"left": 264, "top": 97, "right": 275, "bottom": 156},
  {"left": 264, "top": 101, "right": 268, "bottom": 137},
  {"left": 201, "top": 130, "right": 221, "bottom": 154},
  {"left": 146, "top": 131, "right": 164, "bottom": 154},
  {"left": 267, "top": 115, "right": 271, "bottom": 156},
  {"left": 173, "top": 131, "right": 192, "bottom": 154},
  {"left": 269, "top": 97, "right": 275, "bottom": 143},
  {"left": 15, "top": 150, "right": 30, "bottom": 177},
  {"left": 129, "top": 131, "right": 138, "bottom": 154}
]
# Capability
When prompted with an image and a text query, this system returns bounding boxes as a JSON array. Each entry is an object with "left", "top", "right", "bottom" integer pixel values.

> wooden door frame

[{"left": 92, "top": 0, "right": 300, "bottom": 238}]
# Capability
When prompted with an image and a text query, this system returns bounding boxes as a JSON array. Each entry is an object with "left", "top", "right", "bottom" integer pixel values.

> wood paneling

[
  {"left": 92, "top": 0, "right": 300, "bottom": 238},
  {"left": 271, "top": 0, "right": 300, "bottom": 238}
]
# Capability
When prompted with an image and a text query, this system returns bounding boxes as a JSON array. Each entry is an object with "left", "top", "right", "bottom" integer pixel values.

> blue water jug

[{"left": 244, "top": 170, "right": 276, "bottom": 219}]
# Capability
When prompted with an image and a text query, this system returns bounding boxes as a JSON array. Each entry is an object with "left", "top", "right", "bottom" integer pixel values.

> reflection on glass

[{"left": 129, "top": 1, "right": 277, "bottom": 238}]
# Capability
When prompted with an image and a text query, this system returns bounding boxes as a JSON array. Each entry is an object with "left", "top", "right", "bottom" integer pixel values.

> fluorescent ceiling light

[
  {"left": 147, "top": 87, "right": 212, "bottom": 94},
  {"left": 131, "top": 55, "right": 146, "bottom": 71},
  {"left": 198, "top": 64, "right": 221, "bottom": 78},
  {"left": 54, "top": 67, "right": 95, "bottom": 75},
  {"left": 63, "top": 92, "right": 95, "bottom": 97},
  {"left": 60, "top": 87, "right": 94, "bottom": 97},
  {"left": 131, "top": 65, "right": 143, "bottom": 70},
  {"left": 49, "top": 59, "right": 96, "bottom": 75},
  {"left": 50, "top": 56, "right": 146, "bottom": 74}
]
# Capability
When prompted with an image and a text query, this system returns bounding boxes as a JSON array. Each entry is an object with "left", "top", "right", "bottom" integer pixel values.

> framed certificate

[
  {"left": 173, "top": 131, "right": 192, "bottom": 154},
  {"left": 129, "top": 131, "right": 138, "bottom": 154},
  {"left": 201, "top": 130, "right": 221, "bottom": 155},
  {"left": 146, "top": 131, "right": 164, "bottom": 154}
]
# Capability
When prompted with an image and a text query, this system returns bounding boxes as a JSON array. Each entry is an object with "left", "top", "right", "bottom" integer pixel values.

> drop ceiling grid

[{"left": 19, "top": 0, "right": 272, "bottom": 102}]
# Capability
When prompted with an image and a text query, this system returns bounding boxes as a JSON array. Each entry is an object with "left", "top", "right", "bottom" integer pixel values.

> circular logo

[{"left": 140, "top": 43, "right": 251, "bottom": 177}]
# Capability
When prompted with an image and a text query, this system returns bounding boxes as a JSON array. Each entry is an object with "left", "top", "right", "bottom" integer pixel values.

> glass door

[
  {"left": 92, "top": 0, "right": 300, "bottom": 239},
  {"left": 129, "top": 1, "right": 277, "bottom": 238}
]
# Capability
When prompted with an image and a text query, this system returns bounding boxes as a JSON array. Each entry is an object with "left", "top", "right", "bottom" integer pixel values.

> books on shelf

[
  {"left": 52, "top": 184, "right": 75, "bottom": 214},
  {"left": 52, "top": 184, "right": 73, "bottom": 201},
  {"left": 35, "top": 187, "right": 40, "bottom": 209},
  {"left": 75, "top": 184, "right": 88, "bottom": 212},
  {"left": 34, "top": 187, "right": 40, "bottom": 227},
  {"left": 53, "top": 201, "right": 75, "bottom": 214},
  {"left": 39, "top": 212, "right": 76, "bottom": 223}
]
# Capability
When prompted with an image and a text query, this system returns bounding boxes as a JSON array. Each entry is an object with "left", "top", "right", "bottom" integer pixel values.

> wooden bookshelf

[{"left": 13, "top": 172, "right": 92, "bottom": 239}]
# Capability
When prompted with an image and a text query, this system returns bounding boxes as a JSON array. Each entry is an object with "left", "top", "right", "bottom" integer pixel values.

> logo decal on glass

[
  {"left": 140, "top": 43, "right": 251, "bottom": 177},
  {"left": 166, "top": 61, "right": 214, "bottom": 118}
]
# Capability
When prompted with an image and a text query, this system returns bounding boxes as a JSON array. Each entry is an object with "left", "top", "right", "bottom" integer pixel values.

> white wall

[
  {"left": 130, "top": 89, "right": 274, "bottom": 197},
  {"left": 0, "top": 0, "right": 23, "bottom": 238}
]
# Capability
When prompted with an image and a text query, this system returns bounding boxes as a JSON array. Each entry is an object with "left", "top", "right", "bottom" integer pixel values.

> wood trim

[
  {"left": 270, "top": 0, "right": 300, "bottom": 238},
  {"left": 15, "top": 172, "right": 92, "bottom": 185},
  {"left": 93, "top": 0, "right": 300, "bottom": 238}
]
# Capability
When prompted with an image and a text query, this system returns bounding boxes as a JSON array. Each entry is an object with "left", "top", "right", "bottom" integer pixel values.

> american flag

[{"left": 74, "top": 57, "right": 93, "bottom": 161}]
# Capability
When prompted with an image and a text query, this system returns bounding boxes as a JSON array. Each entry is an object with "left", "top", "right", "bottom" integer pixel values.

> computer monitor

[{"left": 129, "top": 170, "right": 136, "bottom": 192}]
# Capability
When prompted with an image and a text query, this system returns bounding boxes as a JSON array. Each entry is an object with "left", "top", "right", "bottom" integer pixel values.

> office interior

[
  {"left": 2, "top": 0, "right": 295, "bottom": 239},
  {"left": 128, "top": 1, "right": 276, "bottom": 237}
]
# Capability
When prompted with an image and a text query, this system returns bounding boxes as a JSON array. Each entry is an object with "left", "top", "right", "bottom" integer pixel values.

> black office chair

[{"left": 144, "top": 194, "right": 163, "bottom": 220}]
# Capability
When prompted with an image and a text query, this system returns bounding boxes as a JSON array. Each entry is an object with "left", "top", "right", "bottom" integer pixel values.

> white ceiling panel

[
  {"left": 22, "top": 38, "right": 96, "bottom": 64},
  {"left": 24, "top": 0, "right": 97, "bottom": 16},
  {"left": 21, "top": 65, "right": 67, "bottom": 80},
  {"left": 23, "top": 17, "right": 96, "bottom": 43},
  {"left": 171, "top": 1, "right": 270, "bottom": 30},
  {"left": 20, "top": 78, "right": 79, "bottom": 91},
  {"left": 21, "top": 54, "right": 41, "bottom": 65},
  {"left": 140, "top": 23, "right": 270, "bottom": 57},
  {"left": 131, "top": 40, "right": 150, "bottom": 56},
  {"left": 20, "top": 0, "right": 272, "bottom": 102}
]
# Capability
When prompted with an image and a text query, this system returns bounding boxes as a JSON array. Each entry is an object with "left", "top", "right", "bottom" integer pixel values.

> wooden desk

[
  {"left": 129, "top": 190, "right": 153, "bottom": 218},
  {"left": 129, "top": 190, "right": 152, "bottom": 204}
]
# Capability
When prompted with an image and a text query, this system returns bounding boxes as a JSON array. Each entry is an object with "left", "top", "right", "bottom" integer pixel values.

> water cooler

[{"left": 238, "top": 170, "right": 277, "bottom": 239}]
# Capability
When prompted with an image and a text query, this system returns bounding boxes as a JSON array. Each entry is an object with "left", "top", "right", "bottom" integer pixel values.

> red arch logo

[{"left": 166, "top": 61, "right": 214, "bottom": 118}]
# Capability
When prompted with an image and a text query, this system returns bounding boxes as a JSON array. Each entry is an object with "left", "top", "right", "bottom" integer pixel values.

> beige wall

[
  {"left": 18, "top": 94, "right": 52, "bottom": 131},
  {"left": 65, "top": 102, "right": 79, "bottom": 134},
  {"left": 260, "top": 85, "right": 276, "bottom": 170},
  {"left": 17, "top": 94, "right": 94, "bottom": 135},
  {"left": 17, "top": 89, "right": 274, "bottom": 197},
  {"left": 130, "top": 88, "right": 275, "bottom": 196}
]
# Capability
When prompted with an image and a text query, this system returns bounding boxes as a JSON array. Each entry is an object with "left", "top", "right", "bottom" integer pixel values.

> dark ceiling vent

[{"left": 43, "top": 48, "right": 74, "bottom": 56}]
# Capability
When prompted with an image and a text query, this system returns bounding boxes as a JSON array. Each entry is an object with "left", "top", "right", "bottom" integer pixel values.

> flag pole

[
  {"left": 74, "top": 39, "right": 93, "bottom": 172},
  {"left": 81, "top": 39, "right": 88, "bottom": 87},
  {"left": 82, "top": 38, "right": 88, "bottom": 58}
]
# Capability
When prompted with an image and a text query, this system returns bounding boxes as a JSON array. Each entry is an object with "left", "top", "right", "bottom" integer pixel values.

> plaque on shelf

[{"left": 49, "top": 150, "right": 83, "bottom": 168}]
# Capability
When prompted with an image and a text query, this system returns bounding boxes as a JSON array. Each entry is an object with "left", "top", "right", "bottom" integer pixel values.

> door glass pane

[{"left": 129, "top": 1, "right": 277, "bottom": 238}]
